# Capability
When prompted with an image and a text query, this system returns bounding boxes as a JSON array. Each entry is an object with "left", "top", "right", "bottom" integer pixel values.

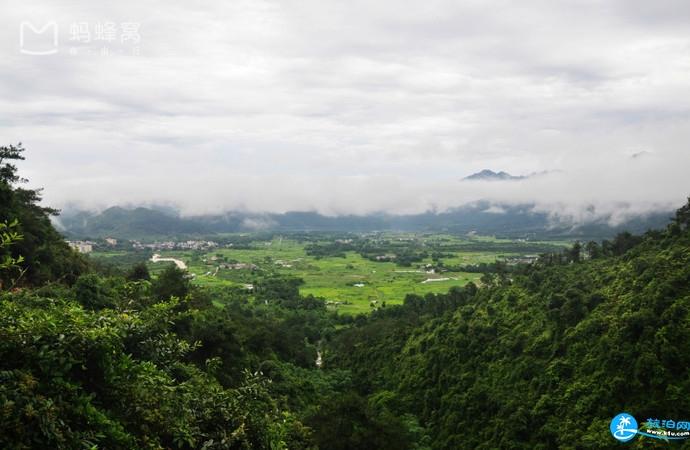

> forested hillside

[
  {"left": 325, "top": 199, "right": 690, "bottom": 449},
  {"left": 2, "top": 145, "right": 690, "bottom": 449},
  {"left": 0, "top": 145, "right": 86, "bottom": 288}
]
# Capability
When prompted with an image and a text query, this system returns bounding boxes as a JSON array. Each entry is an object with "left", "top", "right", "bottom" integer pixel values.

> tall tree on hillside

[
  {"left": 0, "top": 143, "right": 87, "bottom": 286},
  {"left": 674, "top": 197, "right": 690, "bottom": 230},
  {"left": 0, "top": 144, "right": 27, "bottom": 185}
]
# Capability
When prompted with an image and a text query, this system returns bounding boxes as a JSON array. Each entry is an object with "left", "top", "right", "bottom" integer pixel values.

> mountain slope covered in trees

[{"left": 325, "top": 200, "right": 690, "bottom": 449}]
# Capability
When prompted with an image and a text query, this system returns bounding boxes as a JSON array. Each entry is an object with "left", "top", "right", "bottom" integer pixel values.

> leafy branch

[{"left": 0, "top": 219, "right": 27, "bottom": 289}]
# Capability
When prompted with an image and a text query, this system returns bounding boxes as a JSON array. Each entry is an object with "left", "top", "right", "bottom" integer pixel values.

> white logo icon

[{"left": 20, "top": 21, "right": 59, "bottom": 55}]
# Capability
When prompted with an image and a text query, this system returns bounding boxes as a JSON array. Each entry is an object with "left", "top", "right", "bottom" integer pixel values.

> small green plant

[{"left": 0, "top": 219, "right": 26, "bottom": 289}]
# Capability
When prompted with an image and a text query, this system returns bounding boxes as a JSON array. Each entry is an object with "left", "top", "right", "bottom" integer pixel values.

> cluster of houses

[
  {"left": 275, "top": 259, "right": 300, "bottom": 268},
  {"left": 67, "top": 240, "right": 95, "bottom": 253},
  {"left": 504, "top": 255, "right": 539, "bottom": 265},
  {"left": 67, "top": 237, "right": 119, "bottom": 253},
  {"left": 131, "top": 240, "right": 219, "bottom": 251},
  {"left": 220, "top": 262, "right": 257, "bottom": 270},
  {"left": 68, "top": 237, "right": 222, "bottom": 254}
]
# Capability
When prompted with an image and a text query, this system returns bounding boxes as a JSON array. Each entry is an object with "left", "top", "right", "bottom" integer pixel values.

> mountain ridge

[
  {"left": 463, "top": 169, "right": 527, "bottom": 181},
  {"left": 56, "top": 203, "right": 674, "bottom": 241}
]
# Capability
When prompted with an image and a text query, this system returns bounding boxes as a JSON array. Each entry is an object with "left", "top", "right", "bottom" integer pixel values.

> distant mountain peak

[{"left": 463, "top": 169, "right": 526, "bottom": 181}]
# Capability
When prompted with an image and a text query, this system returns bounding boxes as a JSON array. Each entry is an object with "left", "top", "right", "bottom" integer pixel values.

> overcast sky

[{"left": 1, "top": 0, "right": 690, "bottom": 221}]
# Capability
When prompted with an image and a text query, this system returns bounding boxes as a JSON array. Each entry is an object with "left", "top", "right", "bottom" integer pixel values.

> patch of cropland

[{"left": 90, "top": 233, "right": 568, "bottom": 314}]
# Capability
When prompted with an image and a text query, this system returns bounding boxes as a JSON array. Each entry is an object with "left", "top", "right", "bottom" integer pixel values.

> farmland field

[{"left": 91, "top": 233, "right": 568, "bottom": 314}]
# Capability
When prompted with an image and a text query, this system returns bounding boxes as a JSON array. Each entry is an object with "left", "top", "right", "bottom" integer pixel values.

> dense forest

[
  {"left": 2, "top": 144, "right": 690, "bottom": 449},
  {"left": 326, "top": 206, "right": 690, "bottom": 449}
]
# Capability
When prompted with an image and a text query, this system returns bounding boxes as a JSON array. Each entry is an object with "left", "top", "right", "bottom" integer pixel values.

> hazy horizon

[{"left": 3, "top": 0, "right": 690, "bottom": 222}]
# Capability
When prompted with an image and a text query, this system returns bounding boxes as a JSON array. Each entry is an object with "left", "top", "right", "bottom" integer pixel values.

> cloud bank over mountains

[{"left": 1, "top": 0, "right": 689, "bottom": 223}]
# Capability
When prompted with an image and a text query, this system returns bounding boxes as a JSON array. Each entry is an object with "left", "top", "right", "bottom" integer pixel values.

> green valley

[{"left": 90, "top": 234, "right": 567, "bottom": 314}]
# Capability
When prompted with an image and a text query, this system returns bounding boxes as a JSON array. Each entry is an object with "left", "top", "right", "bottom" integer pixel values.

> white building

[{"left": 68, "top": 241, "right": 93, "bottom": 253}]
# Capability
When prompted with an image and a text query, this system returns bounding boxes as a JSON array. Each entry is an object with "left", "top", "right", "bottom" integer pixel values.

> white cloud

[{"left": 1, "top": 0, "right": 689, "bottom": 222}]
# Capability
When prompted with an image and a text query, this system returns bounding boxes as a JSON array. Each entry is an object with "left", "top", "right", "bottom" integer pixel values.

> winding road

[{"left": 150, "top": 254, "right": 187, "bottom": 270}]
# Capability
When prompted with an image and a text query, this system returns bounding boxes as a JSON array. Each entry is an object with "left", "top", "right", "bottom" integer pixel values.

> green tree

[
  {"left": 73, "top": 273, "right": 116, "bottom": 310},
  {"left": 254, "top": 275, "right": 303, "bottom": 306},
  {"left": 126, "top": 261, "right": 151, "bottom": 281},
  {"left": 0, "top": 143, "right": 26, "bottom": 185},
  {"left": 569, "top": 240, "right": 582, "bottom": 262},
  {"left": 152, "top": 264, "right": 190, "bottom": 300},
  {"left": 585, "top": 240, "right": 601, "bottom": 259}
]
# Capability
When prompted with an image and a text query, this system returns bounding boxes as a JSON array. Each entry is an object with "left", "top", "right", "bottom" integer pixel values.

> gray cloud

[{"left": 1, "top": 0, "right": 689, "bottom": 223}]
